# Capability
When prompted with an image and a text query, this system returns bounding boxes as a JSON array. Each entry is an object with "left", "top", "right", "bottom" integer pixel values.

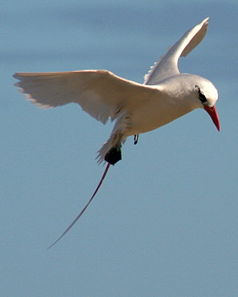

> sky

[{"left": 1, "top": 0, "right": 238, "bottom": 296}]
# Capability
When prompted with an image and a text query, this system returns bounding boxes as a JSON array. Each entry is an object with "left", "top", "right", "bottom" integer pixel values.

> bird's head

[{"left": 194, "top": 79, "right": 220, "bottom": 131}]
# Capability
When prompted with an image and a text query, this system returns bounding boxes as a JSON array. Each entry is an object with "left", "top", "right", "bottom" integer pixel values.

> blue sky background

[{"left": 1, "top": 0, "right": 238, "bottom": 296}]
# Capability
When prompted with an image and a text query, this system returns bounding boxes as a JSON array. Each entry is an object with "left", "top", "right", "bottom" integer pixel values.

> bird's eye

[{"left": 195, "top": 85, "right": 207, "bottom": 104}]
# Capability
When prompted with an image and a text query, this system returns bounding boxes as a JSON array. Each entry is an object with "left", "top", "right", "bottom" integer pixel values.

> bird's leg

[{"left": 134, "top": 134, "right": 139, "bottom": 145}]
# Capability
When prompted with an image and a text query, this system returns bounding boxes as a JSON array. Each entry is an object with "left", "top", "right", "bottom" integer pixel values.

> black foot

[{"left": 104, "top": 146, "right": 122, "bottom": 165}]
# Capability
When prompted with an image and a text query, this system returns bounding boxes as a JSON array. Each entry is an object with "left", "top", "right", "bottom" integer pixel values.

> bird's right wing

[
  {"left": 144, "top": 17, "right": 209, "bottom": 85},
  {"left": 14, "top": 70, "right": 156, "bottom": 124}
]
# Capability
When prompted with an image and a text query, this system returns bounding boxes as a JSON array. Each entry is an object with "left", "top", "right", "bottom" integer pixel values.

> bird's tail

[{"left": 97, "top": 132, "right": 126, "bottom": 165}]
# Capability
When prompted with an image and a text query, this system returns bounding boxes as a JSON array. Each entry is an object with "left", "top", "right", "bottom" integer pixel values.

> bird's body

[
  {"left": 13, "top": 18, "right": 220, "bottom": 246},
  {"left": 14, "top": 17, "right": 219, "bottom": 164},
  {"left": 116, "top": 74, "right": 213, "bottom": 136}
]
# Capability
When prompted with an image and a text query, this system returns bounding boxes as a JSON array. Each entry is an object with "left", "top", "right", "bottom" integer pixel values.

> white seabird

[{"left": 14, "top": 17, "right": 220, "bottom": 247}]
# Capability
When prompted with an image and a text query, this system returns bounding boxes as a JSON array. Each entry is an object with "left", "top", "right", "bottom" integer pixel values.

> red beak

[{"left": 204, "top": 105, "right": 220, "bottom": 131}]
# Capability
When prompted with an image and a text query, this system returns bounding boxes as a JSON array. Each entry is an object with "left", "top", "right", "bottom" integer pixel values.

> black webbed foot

[{"left": 104, "top": 146, "right": 122, "bottom": 165}]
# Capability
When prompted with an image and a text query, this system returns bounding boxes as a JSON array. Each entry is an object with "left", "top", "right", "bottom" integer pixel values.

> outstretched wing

[
  {"left": 144, "top": 17, "right": 209, "bottom": 85},
  {"left": 14, "top": 70, "right": 155, "bottom": 124}
]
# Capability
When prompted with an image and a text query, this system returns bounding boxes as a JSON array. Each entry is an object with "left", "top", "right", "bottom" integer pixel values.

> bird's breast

[{"left": 126, "top": 96, "right": 194, "bottom": 135}]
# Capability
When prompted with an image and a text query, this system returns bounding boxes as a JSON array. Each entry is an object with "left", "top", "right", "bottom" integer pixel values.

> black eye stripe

[
  {"left": 199, "top": 91, "right": 207, "bottom": 103},
  {"left": 195, "top": 85, "right": 207, "bottom": 104}
]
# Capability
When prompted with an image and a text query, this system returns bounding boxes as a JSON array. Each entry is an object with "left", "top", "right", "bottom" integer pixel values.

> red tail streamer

[{"left": 48, "top": 162, "right": 111, "bottom": 249}]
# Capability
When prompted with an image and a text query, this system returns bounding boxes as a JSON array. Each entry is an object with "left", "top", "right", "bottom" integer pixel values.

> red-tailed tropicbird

[{"left": 13, "top": 17, "right": 220, "bottom": 248}]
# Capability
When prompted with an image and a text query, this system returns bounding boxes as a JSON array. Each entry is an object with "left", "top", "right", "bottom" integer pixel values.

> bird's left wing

[
  {"left": 14, "top": 70, "right": 155, "bottom": 124},
  {"left": 144, "top": 17, "right": 209, "bottom": 85}
]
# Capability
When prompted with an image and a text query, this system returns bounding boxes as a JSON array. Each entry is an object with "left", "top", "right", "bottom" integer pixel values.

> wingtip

[
  {"left": 13, "top": 72, "right": 19, "bottom": 79},
  {"left": 203, "top": 17, "right": 209, "bottom": 24},
  {"left": 13, "top": 72, "right": 26, "bottom": 81}
]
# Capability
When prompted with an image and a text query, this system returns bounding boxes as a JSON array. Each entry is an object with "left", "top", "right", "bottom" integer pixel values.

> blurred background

[{"left": 1, "top": 0, "right": 238, "bottom": 296}]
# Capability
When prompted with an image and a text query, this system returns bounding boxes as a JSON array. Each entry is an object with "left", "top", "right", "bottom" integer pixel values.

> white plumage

[
  {"left": 13, "top": 18, "right": 221, "bottom": 248},
  {"left": 14, "top": 17, "right": 220, "bottom": 165}
]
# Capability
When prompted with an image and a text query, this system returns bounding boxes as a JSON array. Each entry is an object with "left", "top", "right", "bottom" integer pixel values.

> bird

[{"left": 13, "top": 17, "right": 220, "bottom": 247}]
